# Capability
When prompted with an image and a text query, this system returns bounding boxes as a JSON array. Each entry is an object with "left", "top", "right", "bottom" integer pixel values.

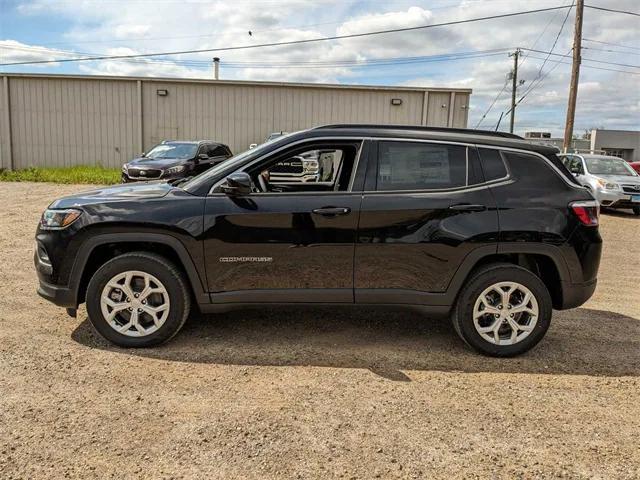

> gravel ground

[{"left": 1, "top": 182, "right": 639, "bottom": 479}]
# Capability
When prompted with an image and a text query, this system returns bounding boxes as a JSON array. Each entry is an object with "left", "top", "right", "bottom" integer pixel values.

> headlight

[
  {"left": 595, "top": 178, "right": 620, "bottom": 190},
  {"left": 40, "top": 208, "right": 82, "bottom": 230},
  {"left": 164, "top": 165, "right": 186, "bottom": 175},
  {"left": 302, "top": 160, "right": 319, "bottom": 174}
]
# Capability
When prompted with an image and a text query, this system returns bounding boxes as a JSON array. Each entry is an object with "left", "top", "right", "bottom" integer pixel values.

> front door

[
  {"left": 203, "top": 139, "right": 367, "bottom": 304},
  {"left": 355, "top": 140, "right": 499, "bottom": 304}
]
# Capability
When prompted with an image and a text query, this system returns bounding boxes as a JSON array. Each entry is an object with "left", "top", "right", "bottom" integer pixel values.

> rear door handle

[
  {"left": 449, "top": 204, "right": 487, "bottom": 212},
  {"left": 312, "top": 206, "right": 351, "bottom": 217}
]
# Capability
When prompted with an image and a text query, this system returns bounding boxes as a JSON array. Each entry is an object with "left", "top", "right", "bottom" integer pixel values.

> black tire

[
  {"left": 86, "top": 252, "right": 191, "bottom": 347},
  {"left": 633, "top": 206, "right": 640, "bottom": 216},
  {"left": 451, "top": 263, "right": 552, "bottom": 357}
]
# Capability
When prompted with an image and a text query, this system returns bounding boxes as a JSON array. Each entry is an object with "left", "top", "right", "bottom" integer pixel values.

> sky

[{"left": 0, "top": 0, "right": 638, "bottom": 137}]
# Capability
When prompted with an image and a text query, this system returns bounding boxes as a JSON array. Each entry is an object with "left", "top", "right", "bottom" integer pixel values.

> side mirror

[
  {"left": 198, "top": 153, "right": 209, "bottom": 160},
  {"left": 140, "top": 152, "right": 146, "bottom": 157},
  {"left": 249, "top": 143, "right": 258, "bottom": 149},
  {"left": 220, "top": 172, "right": 252, "bottom": 196}
]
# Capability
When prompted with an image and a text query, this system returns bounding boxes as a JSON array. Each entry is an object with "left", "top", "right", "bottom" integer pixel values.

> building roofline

[{"left": 0, "top": 72, "right": 472, "bottom": 94}]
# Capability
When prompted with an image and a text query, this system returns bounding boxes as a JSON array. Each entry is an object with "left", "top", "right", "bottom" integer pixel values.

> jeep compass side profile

[{"left": 35, "top": 125, "right": 602, "bottom": 356}]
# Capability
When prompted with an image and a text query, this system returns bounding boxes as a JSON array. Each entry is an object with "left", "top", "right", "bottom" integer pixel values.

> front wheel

[
  {"left": 86, "top": 252, "right": 191, "bottom": 347},
  {"left": 451, "top": 264, "right": 552, "bottom": 357},
  {"left": 633, "top": 206, "right": 640, "bottom": 216}
]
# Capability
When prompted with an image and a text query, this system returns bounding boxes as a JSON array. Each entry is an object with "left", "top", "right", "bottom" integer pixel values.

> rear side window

[
  {"left": 502, "top": 152, "right": 567, "bottom": 189},
  {"left": 377, "top": 141, "right": 467, "bottom": 190},
  {"left": 478, "top": 148, "right": 508, "bottom": 181},
  {"left": 211, "top": 145, "right": 228, "bottom": 157}
]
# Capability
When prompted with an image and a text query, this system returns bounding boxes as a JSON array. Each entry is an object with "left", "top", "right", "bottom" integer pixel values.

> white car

[{"left": 559, "top": 153, "right": 640, "bottom": 215}]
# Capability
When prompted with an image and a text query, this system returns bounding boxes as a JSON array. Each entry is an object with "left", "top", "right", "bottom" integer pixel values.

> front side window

[
  {"left": 246, "top": 142, "right": 361, "bottom": 193},
  {"left": 146, "top": 142, "right": 198, "bottom": 160},
  {"left": 377, "top": 141, "right": 467, "bottom": 191}
]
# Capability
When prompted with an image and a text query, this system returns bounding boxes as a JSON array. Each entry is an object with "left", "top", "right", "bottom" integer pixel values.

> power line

[
  {"left": 521, "top": 48, "right": 640, "bottom": 68},
  {"left": 476, "top": 75, "right": 510, "bottom": 128},
  {"left": 0, "top": 4, "right": 573, "bottom": 67},
  {"left": 583, "top": 46, "right": 640, "bottom": 56},
  {"left": 583, "top": 38, "right": 640, "bottom": 50},
  {"left": 523, "top": 3, "right": 574, "bottom": 96},
  {"left": 5, "top": 42, "right": 637, "bottom": 71},
  {"left": 484, "top": 6, "right": 563, "bottom": 127},
  {"left": 521, "top": 54, "right": 639, "bottom": 74},
  {"left": 584, "top": 4, "right": 640, "bottom": 17},
  {"left": 493, "top": 3, "right": 573, "bottom": 130}
]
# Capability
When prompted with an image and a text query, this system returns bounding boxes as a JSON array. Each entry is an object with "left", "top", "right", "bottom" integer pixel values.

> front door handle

[
  {"left": 312, "top": 206, "right": 351, "bottom": 217},
  {"left": 449, "top": 204, "right": 487, "bottom": 212}
]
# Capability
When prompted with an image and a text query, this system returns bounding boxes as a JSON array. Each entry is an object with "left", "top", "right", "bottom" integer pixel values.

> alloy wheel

[
  {"left": 100, "top": 270, "right": 170, "bottom": 337},
  {"left": 472, "top": 281, "right": 539, "bottom": 346}
]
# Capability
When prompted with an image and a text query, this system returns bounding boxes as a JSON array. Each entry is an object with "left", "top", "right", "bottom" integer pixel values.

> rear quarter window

[
  {"left": 478, "top": 148, "right": 508, "bottom": 181},
  {"left": 502, "top": 151, "right": 568, "bottom": 188},
  {"left": 548, "top": 153, "right": 581, "bottom": 185}
]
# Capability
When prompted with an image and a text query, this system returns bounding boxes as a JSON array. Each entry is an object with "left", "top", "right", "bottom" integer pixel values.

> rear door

[{"left": 354, "top": 139, "right": 499, "bottom": 304}]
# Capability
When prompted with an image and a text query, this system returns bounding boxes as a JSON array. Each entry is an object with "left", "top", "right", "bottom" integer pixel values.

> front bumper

[
  {"left": 37, "top": 279, "right": 76, "bottom": 308},
  {"left": 35, "top": 241, "right": 77, "bottom": 308},
  {"left": 593, "top": 189, "right": 640, "bottom": 208}
]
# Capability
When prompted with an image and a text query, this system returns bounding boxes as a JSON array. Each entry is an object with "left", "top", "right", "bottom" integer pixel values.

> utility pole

[
  {"left": 563, "top": 0, "right": 584, "bottom": 152},
  {"left": 509, "top": 48, "right": 521, "bottom": 134},
  {"left": 213, "top": 57, "right": 220, "bottom": 80}
]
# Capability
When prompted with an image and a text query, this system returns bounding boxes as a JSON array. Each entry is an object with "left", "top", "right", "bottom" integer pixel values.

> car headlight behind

[
  {"left": 121, "top": 164, "right": 128, "bottom": 173},
  {"left": 595, "top": 178, "right": 620, "bottom": 190},
  {"left": 164, "top": 165, "right": 186, "bottom": 175},
  {"left": 40, "top": 208, "right": 82, "bottom": 230}
]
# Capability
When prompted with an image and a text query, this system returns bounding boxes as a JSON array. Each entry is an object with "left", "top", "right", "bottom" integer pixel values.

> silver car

[{"left": 559, "top": 153, "right": 640, "bottom": 215}]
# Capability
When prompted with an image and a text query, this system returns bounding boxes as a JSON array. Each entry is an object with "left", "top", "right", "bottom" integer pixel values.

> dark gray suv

[{"left": 122, "top": 140, "right": 232, "bottom": 182}]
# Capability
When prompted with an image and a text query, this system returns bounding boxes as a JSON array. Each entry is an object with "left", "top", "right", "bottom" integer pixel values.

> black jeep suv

[
  {"left": 35, "top": 125, "right": 602, "bottom": 356},
  {"left": 121, "top": 140, "right": 232, "bottom": 182}
]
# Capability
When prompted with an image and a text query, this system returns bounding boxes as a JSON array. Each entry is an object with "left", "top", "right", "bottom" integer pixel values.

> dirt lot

[{"left": 0, "top": 181, "right": 639, "bottom": 479}]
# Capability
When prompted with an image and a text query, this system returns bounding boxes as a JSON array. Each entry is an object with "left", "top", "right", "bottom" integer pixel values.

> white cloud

[{"left": 0, "top": 40, "right": 62, "bottom": 66}]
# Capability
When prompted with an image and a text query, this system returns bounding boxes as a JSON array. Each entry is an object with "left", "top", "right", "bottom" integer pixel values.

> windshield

[
  {"left": 146, "top": 142, "right": 198, "bottom": 160},
  {"left": 585, "top": 157, "right": 637, "bottom": 176}
]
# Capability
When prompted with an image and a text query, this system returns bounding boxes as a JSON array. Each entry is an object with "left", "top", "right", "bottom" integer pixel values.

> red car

[{"left": 630, "top": 161, "right": 640, "bottom": 174}]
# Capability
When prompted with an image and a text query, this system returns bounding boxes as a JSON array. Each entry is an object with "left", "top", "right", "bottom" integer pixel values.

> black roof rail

[{"left": 312, "top": 124, "right": 524, "bottom": 140}]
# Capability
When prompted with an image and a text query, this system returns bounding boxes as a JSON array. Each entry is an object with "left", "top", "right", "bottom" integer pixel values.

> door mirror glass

[{"left": 220, "top": 172, "right": 252, "bottom": 196}]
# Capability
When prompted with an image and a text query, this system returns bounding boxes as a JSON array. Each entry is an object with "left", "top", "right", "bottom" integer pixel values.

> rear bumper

[{"left": 559, "top": 279, "right": 597, "bottom": 310}]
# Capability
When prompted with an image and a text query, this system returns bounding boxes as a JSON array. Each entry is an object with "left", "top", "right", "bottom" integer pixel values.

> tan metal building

[{"left": 0, "top": 73, "right": 472, "bottom": 170}]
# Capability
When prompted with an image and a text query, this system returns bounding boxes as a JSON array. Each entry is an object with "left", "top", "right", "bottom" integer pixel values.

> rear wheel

[
  {"left": 451, "top": 264, "right": 552, "bottom": 357},
  {"left": 86, "top": 252, "right": 191, "bottom": 347}
]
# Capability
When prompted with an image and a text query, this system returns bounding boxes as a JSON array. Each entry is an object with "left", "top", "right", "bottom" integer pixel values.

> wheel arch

[
  {"left": 70, "top": 233, "right": 209, "bottom": 307},
  {"left": 448, "top": 245, "right": 570, "bottom": 310}
]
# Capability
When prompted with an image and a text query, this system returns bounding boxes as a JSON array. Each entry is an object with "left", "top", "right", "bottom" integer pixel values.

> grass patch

[{"left": 0, "top": 166, "right": 120, "bottom": 185}]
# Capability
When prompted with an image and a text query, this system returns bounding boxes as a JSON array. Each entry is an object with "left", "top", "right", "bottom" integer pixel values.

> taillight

[{"left": 570, "top": 200, "right": 599, "bottom": 226}]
